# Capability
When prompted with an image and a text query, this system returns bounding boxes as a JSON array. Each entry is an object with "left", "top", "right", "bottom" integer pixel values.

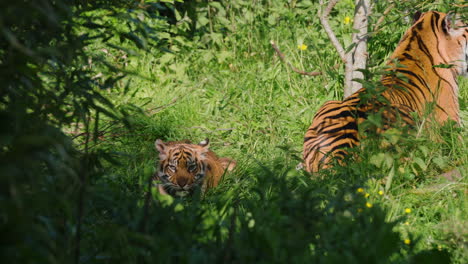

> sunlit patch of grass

[{"left": 95, "top": 4, "right": 467, "bottom": 262}]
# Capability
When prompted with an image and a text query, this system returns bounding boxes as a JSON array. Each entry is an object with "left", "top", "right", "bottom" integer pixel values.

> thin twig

[
  {"left": 186, "top": 126, "right": 235, "bottom": 132},
  {"left": 270, "top": 41, "right": 325, "bottom": 77},
  {"left": 146, "top": 78, "right": 208, "bottom": 116},
  {"left": 146, "top": 96, "right": 179, "bottom": 115},
  {"left": 319, "top": 0, "right": 346, "bottom": 62}
]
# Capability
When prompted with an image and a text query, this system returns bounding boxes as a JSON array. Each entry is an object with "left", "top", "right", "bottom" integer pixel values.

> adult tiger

[
  {"left": 303, "top": 11, "right": 467, "bottom": 173},
  {"left": 154, "top": 139, "right": 236, "bottom": 197}
]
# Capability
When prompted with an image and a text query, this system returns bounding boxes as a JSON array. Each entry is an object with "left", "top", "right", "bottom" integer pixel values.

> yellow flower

[
  {"left": 297, "top": 44, "right": 308, "bottom": 51},
  {"left": 404, "top": 239, "right": 411, "bottom": 245},
  {"left": 405, "top": 208, "right": 412, "bottom": 214},
  {"left": 365, "top": 193, "right": 370, "bottom": 198},
  {"left": 344, "top": 16, "right": 351, "bottom": 25},
  {"left": 357, "top": 188, "right": 364, "bottom": 193},
  {"left": 404, "top": 221, "right": 410, "bottom": 226},
  {"left": 366, "top": 202, "right": 373, "bottom": 208},
  {"left": 378, "top": 190, "right": 384, "bottom": 196}
]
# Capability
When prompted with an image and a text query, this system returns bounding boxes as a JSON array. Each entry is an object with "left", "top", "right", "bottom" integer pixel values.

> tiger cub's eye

[
  {"left": 167, "top": 165, "right": 177, "bottom": 172},
  {"left": 188, "top": 164, "right": 197, "bottom": 172}
]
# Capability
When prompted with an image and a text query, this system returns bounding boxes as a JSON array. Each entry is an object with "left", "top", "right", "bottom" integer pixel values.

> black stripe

[
  {"left": 321, "top": 121, "right": 358, "bottom": 134},
  {"left": 416, "top": 34, "right": 454, "bottom": 89},
  {"left": 329, "top": 141, "right": 357, "bottom": 154},
  {"left": 401, "top": 52, "right": 414, "bottom": 61},
  {"left": 182, "top": 150, "right": 193, "bottom": 158},
  {"left": 317, "top": 141, "right": 356, "bottom": 164},
  {"left": 313, "top": 110, "right": 365, "bottom": 134},
  {"left": 314, "top": 101, "right": 341, "bottom": 117},
  {"left": 398, "top": 69, "right": 429, "bottom": 91},
  {"left": 311, "top": 132, "right": 359, "bottom": 151},
  {"left": 414, "top": 21, "right": 423, "bottom": 31},
  {"left": 431, "top": 12, "right": 439, "bottom": 36},
  {"left": 334, "top": 150, "right": 348, "bottom": 157},
  {"left": 314, "top": 105, "right": 349, "bottom": 119},
  {"left": 391, "top": 79, "right": 423, "bottom": 109}
]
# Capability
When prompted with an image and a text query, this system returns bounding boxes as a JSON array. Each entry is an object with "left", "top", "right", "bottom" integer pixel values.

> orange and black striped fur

[
  {"left": 155, "top": 139, "right": 236, "bottom": 196},
  {"left": 303, "top": 11, "right": 467, "bottom": 173}
]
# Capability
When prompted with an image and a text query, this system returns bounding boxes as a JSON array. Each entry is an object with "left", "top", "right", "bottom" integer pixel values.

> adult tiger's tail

[{"left": 303, "top": 11, "right": 467, "bottom": 173}]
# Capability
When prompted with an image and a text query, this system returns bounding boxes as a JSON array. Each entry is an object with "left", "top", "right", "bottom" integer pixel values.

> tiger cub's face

[{"left": 155, "top": 139, "right": 210, "bottom": 197}]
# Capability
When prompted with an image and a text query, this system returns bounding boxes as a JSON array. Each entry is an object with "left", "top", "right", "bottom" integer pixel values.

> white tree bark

[
  {"left": 345, "top": 0, "right": 370, "bottom": 97},
  {"left": 319, "top": 0, "right": 371, "bottom": 98}
]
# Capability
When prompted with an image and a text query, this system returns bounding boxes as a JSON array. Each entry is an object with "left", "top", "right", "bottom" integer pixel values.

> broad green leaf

[
  {"left": 268, "top": 14, "right": 277, "bottom": 26},
  {"left": 174, "top": 8, "right": 182, "bottom": 21},
  {"left": 201, "top": 50, "right": 214, "bottom": 62},
  {"left": 370, "top": 153, "right": 386, "bottom": 168},
  {"left": 433, "top": 157, "right": 448, "bottom": 169},
  {"left": 418, "top": 145, "right": 429, "bottom": 157},
  {"left": 385, "top": 165, "right": 395, "bottom": 192},
  {"left": 413, "top": 157, "right": 427, "bottom": 171},
  {"left": 217, "top": 50, "right": 233, "bottom": 63},
  {"left": 196, "top": 16, "right": 210, "bottom": 28},
  {"left": 159, "top": 53, "right": 175, "bottom": 64}
]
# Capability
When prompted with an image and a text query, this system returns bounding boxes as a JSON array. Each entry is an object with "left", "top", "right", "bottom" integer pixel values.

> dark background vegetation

[{"left": 1, "top": 0, "right": 466, "bottom": 263}]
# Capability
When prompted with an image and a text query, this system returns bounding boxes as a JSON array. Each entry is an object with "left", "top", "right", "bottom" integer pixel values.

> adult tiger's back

[
  {"left": 382, "top": 11, "right": 467, "bottom": 123},
  {"left": 303, "top": 11, "right": 467, "bottom": 173}
]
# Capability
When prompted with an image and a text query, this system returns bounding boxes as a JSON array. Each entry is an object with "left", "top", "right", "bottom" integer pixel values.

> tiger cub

[{"left": 154, "top": 138, "right": 236, "bottom": 197}]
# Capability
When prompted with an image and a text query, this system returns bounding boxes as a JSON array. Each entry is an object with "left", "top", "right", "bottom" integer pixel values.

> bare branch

[
  {"left": 146, "top": 96, "right": 180, "bottom": 115},
  {"left": 319, "top": 0, "right": 346, "bottom": 62},
  {"left": 146, "top": 78, "right": 208, "bottom": 115},
  {"left": 186, "top": 126, "right": 235, "bottom": 132},
  {"left": 270, "top": 41, "right": 324, "bottom": 76}
]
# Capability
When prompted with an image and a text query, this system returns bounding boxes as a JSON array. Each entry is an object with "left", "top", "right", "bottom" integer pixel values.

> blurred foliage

[
  {"left": 0, "top": 0, "right": 464, "bottom": 263},
  {"left": 0, "top": 0, "right": 169, "bottom": 263}
]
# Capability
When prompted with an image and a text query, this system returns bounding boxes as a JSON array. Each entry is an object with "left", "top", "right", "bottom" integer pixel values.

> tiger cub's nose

[{"left": 177, "top": 177, "right": 188, "bottom": 187}]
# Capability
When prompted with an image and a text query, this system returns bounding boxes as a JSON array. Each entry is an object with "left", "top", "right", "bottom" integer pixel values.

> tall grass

[
  {"left": 94, "top": 2, "right": 466, "bottom": 263},
  {"left": 2, "top": 1, "right": 466, "bottom": 263}
]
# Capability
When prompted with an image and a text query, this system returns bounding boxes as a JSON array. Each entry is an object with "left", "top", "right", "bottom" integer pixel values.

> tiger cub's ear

[
  {"left": 155, "top": 139, "right": 167, "bottom": 160},
  {"left": 198, "top": 138, "right": 210, "bottom": 154},
  {"left": 199, "top": 138, "right": 210, "bottom": 147}
]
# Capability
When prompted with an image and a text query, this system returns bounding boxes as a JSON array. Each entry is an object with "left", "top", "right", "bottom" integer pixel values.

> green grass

[{"left": 91, "top": 5, "right": 467, "bottom": 263}]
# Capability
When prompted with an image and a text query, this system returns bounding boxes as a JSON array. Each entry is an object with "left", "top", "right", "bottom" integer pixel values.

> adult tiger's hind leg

[
  {"left": 303, "top": 127, "right": 359, "bottom": 173},
  {"left": 303, "top": 101, "right": 360, "bottom": 173}
]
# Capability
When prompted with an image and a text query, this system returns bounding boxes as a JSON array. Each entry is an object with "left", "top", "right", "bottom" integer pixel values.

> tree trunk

[{"left": 344, "top": 0, "right": 370, "bottom": 97}]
